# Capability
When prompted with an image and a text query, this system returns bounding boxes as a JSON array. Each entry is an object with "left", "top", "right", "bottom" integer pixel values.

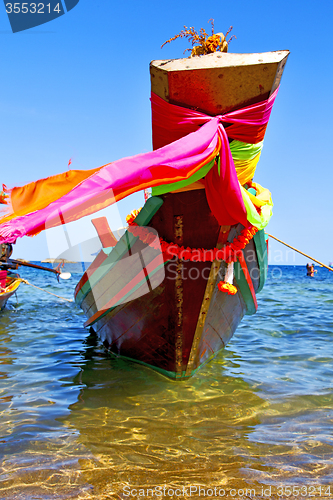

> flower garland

[
  {"left": 126, "top": 210, "right": 257, "bottom": 263},
  {"left": 218, "top": 261, "right": 238, "bottom": 295},
  {"left": 218, "top": 281, "right": 237, "bottom": 295},
  {"left": 126, "top": 209, "right": 258, "bottom": 295}
]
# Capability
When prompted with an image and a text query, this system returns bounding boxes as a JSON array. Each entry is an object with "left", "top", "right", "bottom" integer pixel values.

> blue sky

[{"left": 1, "top": 0, "right": 332, "bottom": 266}]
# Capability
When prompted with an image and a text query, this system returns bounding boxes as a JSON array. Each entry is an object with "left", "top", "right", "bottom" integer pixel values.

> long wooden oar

[
  {"left": 5, "top": 259, "right": 71, "bottom": 280},
  {"left": 266, "top": 234, "right": 333, "bottom": 272},
  {"left": 9, "top": 259, "right": 61, "bottom": 275}
]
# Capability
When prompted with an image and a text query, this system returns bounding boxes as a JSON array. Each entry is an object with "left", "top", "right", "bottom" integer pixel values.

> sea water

[{"left": 0, "top": 265, "right": 332, "bottom": 499}]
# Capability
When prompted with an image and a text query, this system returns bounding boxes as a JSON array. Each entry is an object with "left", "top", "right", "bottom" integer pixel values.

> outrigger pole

[
  {"left": 267, "top": 234, "right": 333, "bottom": 272},
  {"left": 2, "top": 259, "right": 71, "bottom": 280},
  {"left": 9, "top": 259, "right": 62, "bottom": 275}
]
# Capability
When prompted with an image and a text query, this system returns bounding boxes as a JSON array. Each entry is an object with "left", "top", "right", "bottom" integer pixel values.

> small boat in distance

[
  {"left": 75, "top": 48, "right": 289, "bottom": 379},
  {"left": 0, "top": 243, "right": 72, "bottom": 311},
  {"left": 0, "top": 271, "right": 20, "bottom": 311},
  {"left": 0, "top": 243, "right": 20, "bottom": 310}
]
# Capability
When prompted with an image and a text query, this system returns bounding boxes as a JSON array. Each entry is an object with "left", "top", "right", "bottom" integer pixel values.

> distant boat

[
  {"left": 0, "top": 244, "right": 70, "bottom": 309},
  {"left": 75, "top": 48, "right": 289, "bottom": 379},
  {"left": 0, "top": 244, "right": 20, "bottom": 310},
  {"left": 0, "top": 271, "right": 20, "bottom": 311}
]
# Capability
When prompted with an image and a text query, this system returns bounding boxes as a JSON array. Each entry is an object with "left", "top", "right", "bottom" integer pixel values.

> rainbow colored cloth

[{"left": 0, "top": 88, "right": 278, "bottom": 244}]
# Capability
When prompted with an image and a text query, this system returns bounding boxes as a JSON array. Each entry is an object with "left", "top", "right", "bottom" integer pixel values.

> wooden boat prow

[
  {"left": 76, "top": 48, "right": 289, "bottom": 379},
  {"left": 150, "top": 50, "right": 289, "bottom": 116}
]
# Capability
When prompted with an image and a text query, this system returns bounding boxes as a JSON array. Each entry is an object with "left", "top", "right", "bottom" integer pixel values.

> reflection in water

[
  {"left": 63, "top": 332, "right": 266, "bottom": 497},
  {"left": 0, "top": 266, "right": 332, "bottom": 499}
]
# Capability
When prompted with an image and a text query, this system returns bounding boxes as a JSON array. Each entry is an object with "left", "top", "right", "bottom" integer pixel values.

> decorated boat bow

[
  {"left": 0, "top": 37, "right": 289, "bottom": 376},
  {"left": 0, "top": 84, "right": 277, "bottom": 242}
]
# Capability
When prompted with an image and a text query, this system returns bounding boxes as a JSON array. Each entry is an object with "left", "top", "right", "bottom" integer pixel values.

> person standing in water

[{"left": 306, "top": 263, "right": 317, "bottom": 277}]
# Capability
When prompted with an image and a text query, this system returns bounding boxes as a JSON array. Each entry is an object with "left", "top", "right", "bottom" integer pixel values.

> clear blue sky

[{"left": 1, "top": 0, "right": 332, "bottom": 266}]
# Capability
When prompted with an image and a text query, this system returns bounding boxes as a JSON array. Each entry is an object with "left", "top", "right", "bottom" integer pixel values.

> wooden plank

[
  {"left": 234, "top": 249, "right": 258, "bottom": 316},
  {"left": 96, "top": 284, "right": 177, "bottom": 373},
  {"left": 190, "top": 276, "right": 245, "bottom": 373},
  {"left": 84, "top": 253, "right": 166, "bottom": 327},
  {"left": 185, "top": 227, "right": 227, "bottom": 376},
  {"left": 75, "top": 231, "right": 136, "bottom": 306},
  {"left": 75, "top": 196, "right": 164, "bottom": 306},
  {"left": 150, "top": 51, "right": 289, "bottom": 116},
  {"left": 91, "top": 217, "right": 118, "bottom": 248},
  {"left": 243, "top": 239, "right": 260, "bottom": 292},
  {"left": 253, "top": 229, "right": 268, "bottom": 293},
  {"left": 74, "top": 249, "right": 109, "bottom": 299},
  {"left": 173, "top": 214, "right": 184, "bottom": 378}
]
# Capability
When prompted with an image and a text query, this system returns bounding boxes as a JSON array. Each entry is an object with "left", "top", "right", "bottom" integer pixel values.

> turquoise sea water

[{"left": 0, "top": 265, "right": 333, "bottom": 499}]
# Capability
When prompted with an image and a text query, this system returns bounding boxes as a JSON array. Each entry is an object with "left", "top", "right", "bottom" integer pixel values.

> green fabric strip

[
  {"left": 240, "top": 186, "right": 273, "bottom": 230},
  {"left": 151, "top": 141, "right": 263, "bottom": 196},
  {"left": 230, "top": 140, "right": 264, "bottom": 161},
  {"left": 151, "top": 159, "right": 215, "bottom": 196}
]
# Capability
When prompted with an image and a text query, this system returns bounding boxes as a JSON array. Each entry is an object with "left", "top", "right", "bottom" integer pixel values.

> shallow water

[{"left": 0, "top": 265, "right": 332, "bottom": 499}]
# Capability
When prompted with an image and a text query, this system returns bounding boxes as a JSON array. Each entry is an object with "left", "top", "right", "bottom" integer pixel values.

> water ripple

[{"left": 0, "top": 265, "right": 333, "bottom": 498}]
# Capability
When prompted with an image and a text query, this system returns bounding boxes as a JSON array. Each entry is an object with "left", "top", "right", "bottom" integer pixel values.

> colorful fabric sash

[
  {"left": 152, "top": 140, "right": 263, "bottom": 195},
  {"left": 0, "top": 167, "right": 103, "bottom": 225},
  {"left": 151, "top": 90, "right": 276, "bottom": 149},
  {"left": 0, "top": 88, "right": 279, "bottom": 244},
  {"left": 230, "top": 140, "right": 263, "bottom": 186}
]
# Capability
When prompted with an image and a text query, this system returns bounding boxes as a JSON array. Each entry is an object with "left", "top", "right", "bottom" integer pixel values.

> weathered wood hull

[
  {"left": 75, "top": 50, "right": 287, "bottom": 378},
  {"left": 75, "top": 191, "right": 267, "bottom": 379}
]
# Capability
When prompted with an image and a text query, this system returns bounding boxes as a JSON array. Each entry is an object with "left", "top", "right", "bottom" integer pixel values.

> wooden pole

[
  {"left": 9, "top": 259, "right": 60, "bottom": 275},
  {"left": 266, "top": 234, "right": 333, "bottom": 272}
]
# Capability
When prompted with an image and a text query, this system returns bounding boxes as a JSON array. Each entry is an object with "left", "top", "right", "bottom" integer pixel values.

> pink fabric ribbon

[
  {"left": 151, "top": 88, "right": 278, "bottom": 149},
  {"left": 0, "top": 88, "right": 279, "bottom": 244}
]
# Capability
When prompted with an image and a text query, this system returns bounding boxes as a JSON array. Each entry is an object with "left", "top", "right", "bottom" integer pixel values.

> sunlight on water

[{"left": 0, "top": 266, "right": 332, "bottom": 499}]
